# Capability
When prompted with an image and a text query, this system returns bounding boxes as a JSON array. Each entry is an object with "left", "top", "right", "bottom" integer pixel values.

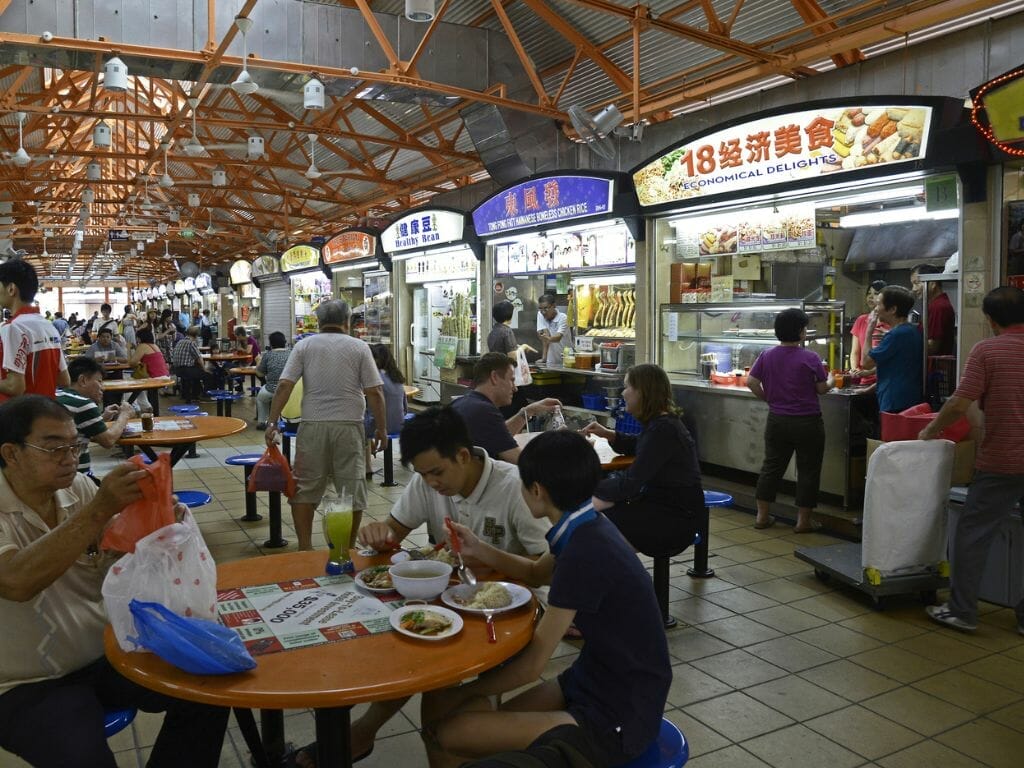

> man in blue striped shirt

[{"left": 55, "top": 357, "right": 133, "bottom": 475}]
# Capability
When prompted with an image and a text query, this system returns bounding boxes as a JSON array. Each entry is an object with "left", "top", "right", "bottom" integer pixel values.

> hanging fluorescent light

[
  {"left": 303, "top": 77, "right": 325, "bottom": 110},
  {"left": 405, "top": 0, "right": 435, "bottom": 22},
  {"left": 86, "top": 160, "right": 101, "bottom": 180},
  {"left": 93, "top": 120, "right": 111, "bottom": 148},
  {"left": 103, "top": 56, "right": 128, "bottom": 92},
  {"left": 838, "top": 207, "right": 958, "bottom": 228}
]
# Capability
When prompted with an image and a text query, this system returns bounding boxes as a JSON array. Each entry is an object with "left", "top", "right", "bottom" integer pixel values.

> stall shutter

[{"left": 260, "top": 279, "right": 292, "bottom": 343}]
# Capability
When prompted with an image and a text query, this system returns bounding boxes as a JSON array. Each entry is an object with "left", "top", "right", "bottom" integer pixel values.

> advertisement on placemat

[{"left": 216, "top": 575, "right": 401, "bottom": 656}]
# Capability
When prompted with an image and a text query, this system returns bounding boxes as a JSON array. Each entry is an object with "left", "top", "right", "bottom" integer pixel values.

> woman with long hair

[
  {"left": 850, "top": 279, "right": 889, "bottom": 389},
  {"left": 582, "top": 363, "right": 703, "bottom": 556},
  {"left": 364, "top": 344, "right": 407, "bottom": 480}
]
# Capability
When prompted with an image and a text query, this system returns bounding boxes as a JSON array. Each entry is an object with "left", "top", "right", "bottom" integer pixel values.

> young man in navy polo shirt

[{"left": 422, "top": 430, "right": 671, "bottom": 767}]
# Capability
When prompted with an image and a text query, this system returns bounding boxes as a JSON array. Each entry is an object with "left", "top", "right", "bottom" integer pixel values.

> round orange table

[
  {"left": 513, "top": 431, "right": 634, "bottom": 471},
  {"left": 117, "top": 415, "right": 246, "bottom": 465},
  {"left": 102, "top": 376, "right": 174, "bottom": 415},
  {"left": 232, "top": 365, "right": 261, "bottom": 396},
  {"left": 203, "top": 352, "right": 252, "bottom": 363},
  {"left": 104, "top": 550, "right": 537, "bottom": 768}
]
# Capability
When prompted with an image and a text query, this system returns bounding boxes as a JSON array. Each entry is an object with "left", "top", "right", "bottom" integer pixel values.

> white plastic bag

[
  {"left": 862, "top": 439, "right": 954, "bottom": 575},
  {"left": 514, "top": 346, "right": 533, "bottom": 386},
  {"left": 102, "top": 510, "right": 217, "bottom": 652}
]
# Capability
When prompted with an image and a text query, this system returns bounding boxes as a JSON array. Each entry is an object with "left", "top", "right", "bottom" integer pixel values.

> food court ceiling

[{"left": 0, "top": 0, "right": 1013, "bottom": 282}]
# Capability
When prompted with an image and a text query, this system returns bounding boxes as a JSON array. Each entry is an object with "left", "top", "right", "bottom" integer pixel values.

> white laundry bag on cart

[{"left": 862, "top": 439, "right": 954, "bottom": 575}]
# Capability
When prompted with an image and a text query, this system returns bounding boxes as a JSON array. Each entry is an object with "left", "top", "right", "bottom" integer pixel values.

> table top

[
  {"left": 203, "top": 352, "right": 252, "bottom": 362},
  {"left": 232, "top": 365, "right": 260, "bottom": 376},
  {"left": 103, "top": 376, "right": 174, "bottom": 392},
  {"left": 104, "top": 551, "right": 537, "bottom": 709},
  {"left": 514, "top": 431, "right": 634, "bottom": 471},
  {"left": 117, "top": 415, "right": 246, "bottom": 446},
  {"left": 403, "top": 384, "right": 420, "bottom": 398}
]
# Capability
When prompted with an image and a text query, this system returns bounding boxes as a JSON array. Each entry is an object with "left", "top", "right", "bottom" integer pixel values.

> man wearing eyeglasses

[
  {"left": 536, "top": 293, "right": 569, "bottom": 368},
  {"left": 0, "top": 395, "right": 229, "bottom": 766}
]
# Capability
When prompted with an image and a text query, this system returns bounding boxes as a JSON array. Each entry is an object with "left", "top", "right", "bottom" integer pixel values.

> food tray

[{"left": 710, "top": 372, "right": 748, "bottom": 387}]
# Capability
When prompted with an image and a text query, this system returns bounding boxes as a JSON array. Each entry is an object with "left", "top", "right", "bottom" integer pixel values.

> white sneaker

[{"left": 926, "top": 603, "right": 977, "bottom": 632}]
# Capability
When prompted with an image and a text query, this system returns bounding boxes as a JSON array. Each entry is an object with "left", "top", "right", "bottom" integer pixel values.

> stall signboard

[
  {"left": 229, "top": 260, "right": 253, "bottom": 285},
  {"left": 174, "top": 279, "right": 186, "bottom": 295},
  {"left": 381, "top": 209, "right": 464, "bottom": 253},
  {"left": 195, "top": 274, "right": 214, "bottom": 294},
  {"left": 156, "top": 285, "right": 168, "bottom": 298},
  {"left": 672, "top": 203, "right": 816, "bottom": 259},
  {"left": 164, "top": 281, "right": 176, "bottom": 296},
  {"left": 633, "top": 104, "right": 934, "bottom": 208},
  {"left": 183, "top": 277, "right": 196, "bottom": 293},
  {"left": 473, "top": 175, "right": 615, "bottom": 236},
  {"left": 280, "top": 245, "right": 321, "bottom": 273},
  {"left": 324, "top": 231, "right": 376, "bottom": 265},
  {"left": 493, "top": 225, "right": 635, "bottom": 275},
  {"left": 251, "top": 254, "right": 280, "bottom": 280},
  {"left": 108, "top": 229, "right": 131, "bottom": 241},
  {"left": 145, "top": 287, "right": 154, "bottom": 300}
]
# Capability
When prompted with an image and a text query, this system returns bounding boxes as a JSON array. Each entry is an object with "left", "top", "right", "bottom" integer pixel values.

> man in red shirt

[
  {"left": 920, "top": 286, "right": 1024, "bottom": 636},
  {"left": 911, "top": 264, "right": 956, "bottom": 355},
  {"left": 0, "top": 260, "right": 70, "bottom": 401}
]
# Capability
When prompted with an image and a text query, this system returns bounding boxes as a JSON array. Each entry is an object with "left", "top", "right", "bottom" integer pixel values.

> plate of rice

[{"left": 441, "top": 582, "right": 532, "bottom": 615}]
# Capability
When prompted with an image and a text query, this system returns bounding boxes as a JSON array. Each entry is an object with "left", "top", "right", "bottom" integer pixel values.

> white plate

[
  {"left": 441, "top": 582, "right": 533, "bottom": 615},
  {"left": 389, "top": 605, "right": 463, "bottom": 641},
  {"left": 354, "top": 567, "right": 396, "bottom": 594}
]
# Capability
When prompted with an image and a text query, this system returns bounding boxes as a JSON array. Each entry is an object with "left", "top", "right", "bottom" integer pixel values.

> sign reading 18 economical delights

[
  {"left": 633, "top": 104, "right": 933, "bottom": 207},
  {"left": 472, "top": 175, "right": 615, "bottom": 236}
]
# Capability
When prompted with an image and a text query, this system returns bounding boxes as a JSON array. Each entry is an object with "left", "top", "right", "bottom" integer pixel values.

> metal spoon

[{"left": 444, "top": 517, "right": 477, "bottom": 586}]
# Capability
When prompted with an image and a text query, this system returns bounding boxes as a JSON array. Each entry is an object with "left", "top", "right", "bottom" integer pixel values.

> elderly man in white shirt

[{"left": 536, "top": 292, "right": 570, "bottom": 367}]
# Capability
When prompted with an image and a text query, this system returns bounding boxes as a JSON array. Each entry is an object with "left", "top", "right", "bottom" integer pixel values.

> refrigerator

[{"left": 412, "top": 279, "right": 474, "bottom": 403}]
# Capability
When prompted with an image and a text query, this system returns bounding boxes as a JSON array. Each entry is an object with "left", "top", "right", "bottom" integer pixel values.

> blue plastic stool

[
  {"left": 280, "top": 421, "right": 300, "bottom": 465},
  {"left": 207, "top": 390, "right": 243, "bottom": 417},
  {"left": 380, "top": 433, "right": 401, "bottom": 487},
  {"left": 104, "top": 708, "right": 137, "bottom": 739},
  {"left": 226, "top": 453, "right": 265, "bottom": 522},
  {"left": 168, "top": 404, "right": 200, "bottom": 415},
  {"left": 176, "top": 490, "right": 212, "bottom": 509},
  {"left": 614, "top": 718, "right": 688, "bottom": 768},
  {"left": 690, "top": 491, "right": 731, "bottom": 578}
]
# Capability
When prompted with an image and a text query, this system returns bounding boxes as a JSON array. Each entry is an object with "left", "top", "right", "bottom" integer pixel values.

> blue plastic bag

[{"left": 129, "top": 599, "right": 256, "bottom": 675}]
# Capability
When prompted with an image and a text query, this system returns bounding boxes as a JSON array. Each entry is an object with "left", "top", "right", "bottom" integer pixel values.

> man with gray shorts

[{"left": 265, "top": 300, "right": 387, "bottom": 550}]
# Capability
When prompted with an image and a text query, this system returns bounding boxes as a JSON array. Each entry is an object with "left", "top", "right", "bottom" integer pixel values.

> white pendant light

[
  {"left": 106, "top": 241, "right": 115, "bottom": 255},
  {"left": 212, "top": 166, "right": 227, "bottom": 187},
  {"left": 405, "top": 0, "right": 436, "bottom": 22},
  {"left": 93, "top": 119, "right": 111, "bottom": 148},
  {"left": 168, "top": 208, "right": 180, "bottom": 223},
  {"left": 188, "top": 192, "right": 200, "bottom": 207},
  {"left": 231, "top": 17, "right": 259, "bottom": 95},
  {"left": 159, "top": 145, "right": 174, "bottom": 187},
  {"left": 158, "top": 221, "right": 169, "bottom": 235},
  {"left": 247, "top": 135, "right": 265, "bottom": 159},
  {"left": 86, "top": 160, "right": 101, "bottom": 180},
  {"left": 41, "top": 236, "right": 48, "bottom": 258},
  {"left": 303, "top": 77, "right": 324, "bottom": 110},
  {"left": 103, "top": 56, "right": 128, "bottom": 92},
  {"left": 12, "top": 112, "right": 30, "bottom": 167}
]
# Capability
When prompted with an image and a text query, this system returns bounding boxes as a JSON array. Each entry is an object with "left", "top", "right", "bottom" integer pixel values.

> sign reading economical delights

[
  {"left": 633, "top": 104, "right": 933, "bottom": 208},
  {"left": 280, "top": 245, "right": 321, "bottom": 273},
  {"left": 251, "top": 255, "right": 280, "bottom": 279},
  {"left": 323, "top": 231, "right": 376, "bottom": 265},
  {"left": 381, "top": 210, "right": 464, "bottom": 253},
  {"left": 473, "top": 175, "right": 615, "bottom": 236}
]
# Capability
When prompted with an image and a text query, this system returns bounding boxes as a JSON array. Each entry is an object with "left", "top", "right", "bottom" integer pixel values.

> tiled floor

[{"left": 2, "top": 393, "right": 1023, "bottom": 767}]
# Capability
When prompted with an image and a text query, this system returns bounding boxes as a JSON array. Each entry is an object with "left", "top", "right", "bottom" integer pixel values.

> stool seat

[
  {"left": 104, "top": 708, "right": 137, "bottom": 739},
  {"left": 176, "top": 490, "right": 212, "bottom": 508},
  {"left": 703, "top": 490, "right": 733, "bottom": 507},
  {"left": 614, "top": 718, "right": 688, "bottom": 768},
  {"left": 226, "top": 453, "right": 264, "bottom": 467},
  {"left": 168, "top": 404, "right": 200, "bottom": 415},
  {"left": 207, "top": 391, "right": 243, "bottom": 400}
]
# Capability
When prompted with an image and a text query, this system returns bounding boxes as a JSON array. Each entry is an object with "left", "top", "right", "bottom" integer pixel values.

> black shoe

[{"left": 256, "top": 422, "right": 267, "bottom": 431}]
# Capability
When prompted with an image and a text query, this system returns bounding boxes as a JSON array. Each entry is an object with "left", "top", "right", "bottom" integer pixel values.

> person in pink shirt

[{"left": 849, "top": 280, "right": 889, "bottom": 388}]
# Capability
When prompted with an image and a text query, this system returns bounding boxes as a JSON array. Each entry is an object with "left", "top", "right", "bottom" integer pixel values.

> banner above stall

[
  {"left": 230, "top": 260, "right": 253, "bottom": 286},
  {"left": 279, "top": 245, "right": 324, "bottom": 275},
  {"left": 473, "top": 174, "right": 618, "bottom": 236},
  {"left": 250, "top": 254, "right": 281, "bottom": 285},
  {"left": 323, "top": 229, "right": 379, "bottom": 270},
  {"left": 195, "top": 273, "right": 214, "bottom": 295},
  {"left": 381, "top": 208, "right": 474, "bottom": 255},
  {"left": 633, "top": 101, "right": 937, "bottom": 211}
]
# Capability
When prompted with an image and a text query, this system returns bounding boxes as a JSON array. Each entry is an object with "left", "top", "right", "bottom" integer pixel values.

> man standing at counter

[
  {"left": 537, "top": 293, "right": 569, "bottom": 367},
  {"left": 919, "top": 286, "right": 1024, "bottom": 636},
  {"left": 911, "top": 264, "right": 956, "bottom": 355},
  {"left": 857, "top": 285, "right": 923, "bottom": 413}
]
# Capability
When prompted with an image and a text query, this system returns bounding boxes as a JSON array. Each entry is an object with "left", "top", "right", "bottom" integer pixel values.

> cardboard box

[{"left": 866, "top": 438, "right": 976, "bottom": 486}]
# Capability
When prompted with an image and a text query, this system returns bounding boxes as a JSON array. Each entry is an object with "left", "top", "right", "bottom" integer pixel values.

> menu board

[
  {"left": 678, "top": 204, "right": 816, "bottom": 256},
  {"left": 493, "top": 226, "right": 635, "bottom": 275},
  {"left": 324, "top": 231, "right": 376, "bottom": 265},
  {"left": 216, "top": 574, "right": 401, "bottom": 657}
]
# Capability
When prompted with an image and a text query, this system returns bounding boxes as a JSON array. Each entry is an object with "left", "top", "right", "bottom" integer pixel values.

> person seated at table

[
  {"left": 255, "top": 331, "right": 291, "bottom": 430},
  {"left": 451, "top": 352, "right": 561, "bottom": 464},
  {"left": 0, "top": 395, "right": 229, "bottom": 767},
  {"left": 326, "top": 407, "right": 550, "bottom": 767},
  {"left": 581, "top": 363, "right": 703, "bottom": 557},
  {"left": 171, "top": 326, "right": 217, "bottom": 404},
  {"left": 226, "top": 326, "right": 260, "bottom": 393},
  {"left": 56, "top": 357, "right": 134, "bottom": 477},
  {"left": 363, "top": 343, "right": 407, "bottom": 479},
  {"left": 83, "top": 327, "right": 128, "bottom": 364},
  {"left": 420, "top": 430, "right": 672, "bottom": 767},
  {"left": 128, "top": 327, "right": 170, "bottom": 414},
  {"left": 89, "top": 303, "right": 119, "bottom": 341}
]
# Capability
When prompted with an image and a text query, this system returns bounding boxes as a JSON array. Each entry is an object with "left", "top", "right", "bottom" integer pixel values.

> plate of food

[
  {"left": 355, "top": 565, "right": 396, "bottom": 594},
  {"left": 441, "top": 582, "right": 533, "bottom": 615},
  {"left": 389, "top": 605, "right": 463, "bottom": 641}
]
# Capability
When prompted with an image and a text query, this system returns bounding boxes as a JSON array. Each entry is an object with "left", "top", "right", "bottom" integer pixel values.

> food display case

[
  {"left": 660, "top": 300, "right": 845, "bottom": 380},
  {"left": 362, "top": 271, "right": 392, "bottom": 345}
]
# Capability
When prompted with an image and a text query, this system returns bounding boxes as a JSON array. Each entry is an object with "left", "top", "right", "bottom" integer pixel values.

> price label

[
  {"left": 667, "top": 313, "right": 679, "bottom": 342},
  {"left": 576, "top": 336, "right": 594, "bottom": 352}
]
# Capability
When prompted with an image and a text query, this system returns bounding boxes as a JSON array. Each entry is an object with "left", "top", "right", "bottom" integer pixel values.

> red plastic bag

[
  {"left": 247, "top": 443, "right": 296, "bottom": 497},
  {"left": 101, "top": 453, "right": 176, "bottom": 553},
  {"left": 880, "top": 404, "right": 971, "bottom": 443}
]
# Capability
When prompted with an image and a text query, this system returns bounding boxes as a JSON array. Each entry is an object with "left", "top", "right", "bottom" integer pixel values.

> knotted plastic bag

[
  {"left": 129, "top": 599, "right": 256, "bottom": 675},
  {"left": 100, "top": 453, "right": 175, "bottom": 553},
  {"left": 102, "top": 509, "right": 217, "bottom": 652},
  {"left": 247, "top": 443, "right": 296, "bottom": 497},
  {"left": 514, "top": 346, "right": 533, "bottom": 387}
]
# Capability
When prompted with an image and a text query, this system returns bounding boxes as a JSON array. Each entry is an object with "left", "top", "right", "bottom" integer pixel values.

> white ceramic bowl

[{"left": 389, "top": 560, "right": 453, "bottom": 601}]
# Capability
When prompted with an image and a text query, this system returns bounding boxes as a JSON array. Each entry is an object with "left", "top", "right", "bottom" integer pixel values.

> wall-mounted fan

[{"left": 566, "top": 104, "right": 624, "bottom": 160}]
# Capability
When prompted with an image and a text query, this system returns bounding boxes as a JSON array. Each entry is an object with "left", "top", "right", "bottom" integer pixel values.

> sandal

[
  {"left": 793, "top": 521, "right": 823, "bottom": 534},
  {"left": 753, "top": 516, "right": 776, "bottom": 530},
  {"left": 282, "top": 741, "right": 374, "bottom": 768}
]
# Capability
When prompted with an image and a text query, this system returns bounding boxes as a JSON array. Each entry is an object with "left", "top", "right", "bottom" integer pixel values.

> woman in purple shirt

[{"left": 747, "top": 309, "right": 834, "bottom": 532}]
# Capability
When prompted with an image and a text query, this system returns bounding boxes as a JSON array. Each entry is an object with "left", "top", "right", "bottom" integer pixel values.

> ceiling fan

[
  {"left": 2, "top": 112, "right": 54, "bottom": 167},
  {"left": 303, "top": 134, "right": 348, "bottom": 181},
  {"left": 180, "top": 98, "right": 266, "bottom": 159}
]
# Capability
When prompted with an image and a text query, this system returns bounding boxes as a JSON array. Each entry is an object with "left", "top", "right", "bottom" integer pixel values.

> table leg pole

[
  {"left": 260, "top": 709, "right": 287, "bottom": 765},
  {"left": 282, "top": 434, "right": 292, "bottom": 466},
  {"left": 687, "top": 506, "right": 715, "bottom": 578},
  {"left": 151, "top": 387, "right": 160, "bottom": 417},
  {"left": 141, "top": 446, "right": 159, "bottom": 463},
  {"left": 186, "top": 439, "right": 199, "bottom": 459},
  {"left": 381, "top": 438, "right": 397, "bottom": 487},
  {"left": 315, "top": 706, "right": 352, "bottom": 768},
  {"left": 233, "top": 708, "right": 272, "bottom": 768},
  {"left": 264, "top": 492, "right": 288, "bottom": 549},
  {"left": 240, "top": 466, "right": 263, "bottom": 522},
  {"left": 225, "top": 400, "right": 233, "bottom": 418}
]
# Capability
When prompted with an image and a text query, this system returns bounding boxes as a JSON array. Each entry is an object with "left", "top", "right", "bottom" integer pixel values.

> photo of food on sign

[
  {"left": 698, "top": 226, "right": 739, "bottom": 255},
  {"left": 633, "top": 104, "right": 931, "bottom": 207}
]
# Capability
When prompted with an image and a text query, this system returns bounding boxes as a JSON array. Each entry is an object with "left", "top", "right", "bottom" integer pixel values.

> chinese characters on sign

[
  {"left": 323, "top": 232, "right": 376, "bottom": 265},
  {"left": 472, "top": 176, "right": 615, "bottom": 236},
  {"left": 633, "top": 105, "right": 933, "bottom": 207},
  {"left": 381, "top": 209, "right": 465, "bottom": 253},
  {"left": 280, "top": 245, "right": 321, "bottom": 273}
]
